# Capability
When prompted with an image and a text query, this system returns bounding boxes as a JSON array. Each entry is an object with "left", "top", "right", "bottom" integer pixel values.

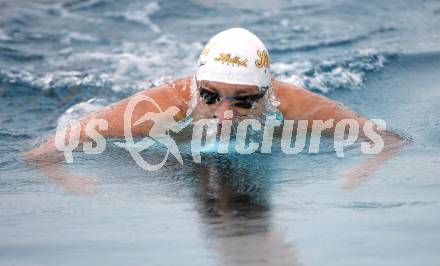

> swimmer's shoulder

[
  {"left": 173, "top": 76, "right": 193, "bottom": 102},
  {"left": 272, "top": 78, "right": 311, "bottom": 115},
  {"left": 132, "top": 77, "right": 191, "bottom": 118},
  {"left": 273, "top": 78, "right": 308, "bottom": 95},
  {"left": 273, "top": 78, "right": 345, "bottom": 120}
]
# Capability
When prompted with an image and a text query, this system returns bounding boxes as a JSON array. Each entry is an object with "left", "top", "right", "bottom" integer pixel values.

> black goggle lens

[
  {"left": 199, "top": 87, "right": 265, "bottom": 109},
  {"left": 199, "top": 88, "right": 220, "bottom": 105}
]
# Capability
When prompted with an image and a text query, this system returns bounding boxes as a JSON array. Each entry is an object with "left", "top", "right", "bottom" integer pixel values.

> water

[{"left": 1, "top": 0, "right": 440, "bottom": 265}]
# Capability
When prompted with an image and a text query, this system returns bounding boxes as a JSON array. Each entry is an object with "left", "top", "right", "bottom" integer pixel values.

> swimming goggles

[{"left": 198, "top": 86, "right": 266, "bottom": 109}]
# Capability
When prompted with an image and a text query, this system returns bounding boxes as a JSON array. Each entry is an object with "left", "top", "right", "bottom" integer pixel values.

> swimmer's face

[{"left": 191, "top": 80, "right": 266, "bottom": 123}]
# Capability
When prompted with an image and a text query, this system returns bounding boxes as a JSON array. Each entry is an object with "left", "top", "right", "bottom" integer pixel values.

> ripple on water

[{"left": 338, "top": 201, "right": 436, "bottom": 210}]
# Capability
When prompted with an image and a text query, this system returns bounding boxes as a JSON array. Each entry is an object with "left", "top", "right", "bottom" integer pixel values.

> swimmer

[{"left": 26, "top": 28, "right": 406, "bottom": 186}]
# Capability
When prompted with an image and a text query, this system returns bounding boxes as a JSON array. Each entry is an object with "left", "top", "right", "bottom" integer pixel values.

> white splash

[
  {"left": 57, "top": 98, "right": 110, "bottom": 128},
  {"left": 118, "top": 2, "right": 161, "bottom": 33},
  {"left": 272, "top": 49, "right": 387, "bottom": 93}
]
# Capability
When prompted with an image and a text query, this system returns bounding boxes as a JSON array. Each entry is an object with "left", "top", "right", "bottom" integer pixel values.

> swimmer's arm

[
  {"left": 24, "top": 78, "right": 191, "bottom": 161},
  {"left": 274, "top": 79, "right": 369, "bottom": 130},
  {"left": 274, "top": 80, "right": 406, "bottom": 139},
  {"left": 274, "top": 80, "right": 408, "bottom": 187}
]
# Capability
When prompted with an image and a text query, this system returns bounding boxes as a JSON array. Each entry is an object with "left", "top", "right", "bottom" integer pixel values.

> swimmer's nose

[{"left": 213, "top": 100, "right": 232, "bottom": 123}]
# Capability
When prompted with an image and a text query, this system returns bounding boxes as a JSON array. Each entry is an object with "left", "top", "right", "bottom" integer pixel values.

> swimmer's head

[
  {"left": 196, "top": 27, "right": 271, "bottom": 88},
  {"left": 190, "top": 28, "right": 276, "bottom": 123}
]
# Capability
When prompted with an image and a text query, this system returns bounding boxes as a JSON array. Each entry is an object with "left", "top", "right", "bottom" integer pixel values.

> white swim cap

[{"left": 195, "top": 28, "right": 272, "bottom": 88}]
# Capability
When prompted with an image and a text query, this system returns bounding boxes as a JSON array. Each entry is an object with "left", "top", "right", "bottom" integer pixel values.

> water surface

[{"left": 1, "top": 0, "right": 440, "bottom": 265}]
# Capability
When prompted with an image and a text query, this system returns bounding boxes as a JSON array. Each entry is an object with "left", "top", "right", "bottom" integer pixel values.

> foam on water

[
  {"left": 60, "top": 31, "right": 100, "bottom": 45},
  {"left": 0, "top": 29, "right": 11, "bottom": 41},
  {"left": 115, "top": 2, "right": 161, "bottom": 33},
  {"left": 272, "top": 49, "right": 388, "bottom": 93},
  {"left": 0, "top": 44, "right": 388, "bottom": 96},
  {"left": 1, "top": 0, "right": 437, "bottom": 98}
]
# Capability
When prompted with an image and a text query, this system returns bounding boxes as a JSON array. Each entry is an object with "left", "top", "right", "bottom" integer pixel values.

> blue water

[{"left": 1, "top": 0, "right": 440, "bottom": 265}]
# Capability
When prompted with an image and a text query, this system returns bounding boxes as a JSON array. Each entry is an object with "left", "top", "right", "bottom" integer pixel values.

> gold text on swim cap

[
  {"left": 214, "top": 53, "right": 248, "bottom": 67},
  {"left": 255, "top": 50, "right": 270, "bottom": 68}
]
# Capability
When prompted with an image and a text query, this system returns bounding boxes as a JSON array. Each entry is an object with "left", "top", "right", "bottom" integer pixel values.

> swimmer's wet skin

[{"left": 25, "top": 28, "right": 407, "bottom": 181}]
